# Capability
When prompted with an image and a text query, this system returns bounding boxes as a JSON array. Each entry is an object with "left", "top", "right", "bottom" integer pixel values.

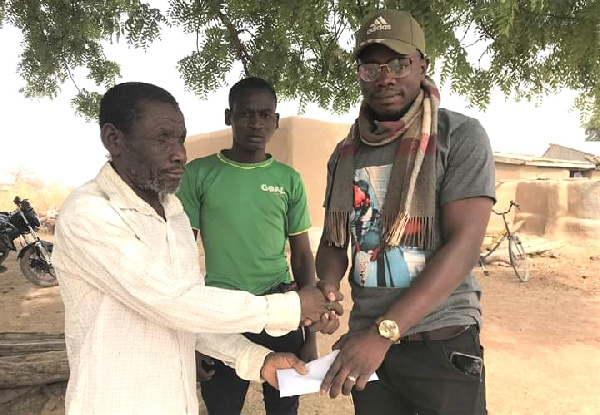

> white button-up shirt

[{"left": 52, "top": 163, "right": 301, "bottom": 414}]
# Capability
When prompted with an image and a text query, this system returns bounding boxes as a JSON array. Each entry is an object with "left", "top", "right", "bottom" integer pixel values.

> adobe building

[
  {"left": 494, "top": 152, "right": 600, "bottom": 180},
  {"left": 492, "top": 146, "right": 600, "bottom": 240},
  {"left": 543, "top": 143, "right": 600, "bottom": 166},
  {"left": 186, "top": 117, "right": 600, "bottom": 241}
]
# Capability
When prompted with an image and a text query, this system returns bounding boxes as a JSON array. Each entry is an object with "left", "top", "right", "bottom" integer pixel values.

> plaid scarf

[{"left": 323, "top": 77, "right": 440, "bottom": 251}]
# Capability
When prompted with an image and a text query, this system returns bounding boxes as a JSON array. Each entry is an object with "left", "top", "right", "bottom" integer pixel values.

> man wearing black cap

[{"left": 315, "top": 9, "right": 495, "bottom": 415}]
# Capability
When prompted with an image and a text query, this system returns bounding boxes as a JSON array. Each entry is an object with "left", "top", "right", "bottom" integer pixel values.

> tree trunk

[
  {"left": 0, "top": 332, "right": 65, "bottom": 357},
  {"left": 0, "top": 333, "right": 68, "bottom": 389},
  {"left": 0, "top": 351, "right": 69, "bottom": 388}
]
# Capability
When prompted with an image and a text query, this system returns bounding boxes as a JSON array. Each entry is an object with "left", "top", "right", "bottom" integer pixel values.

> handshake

[
  {"left": 258, "top": 281, "right": 343, "bottom": 389},
  {"left": 199, "top": 282, "right": 345, "bottom": 389},
  {"left": 298, "top": 281, "right": 344, "bottom": 335}
]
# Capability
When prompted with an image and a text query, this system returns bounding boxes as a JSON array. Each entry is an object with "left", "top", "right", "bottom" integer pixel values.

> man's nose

[
  {"left": 377, "top": 65, "right": 396, "bottom": 86},
  {"left": 170, "top": 142, "right": 187, "bottom": 165},
  {"left": 248, "top": 114, "right": 264, "bottom": 128}
]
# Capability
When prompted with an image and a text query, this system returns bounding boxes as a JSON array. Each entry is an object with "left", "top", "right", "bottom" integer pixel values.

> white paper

[{"left": 276, "top": 350, "right": 379, "bottom": 397}]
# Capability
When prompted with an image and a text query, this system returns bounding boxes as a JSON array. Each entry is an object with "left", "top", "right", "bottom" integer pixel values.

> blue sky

[{"left": 1, "top": 22, "right": 597, "bottom": 186}]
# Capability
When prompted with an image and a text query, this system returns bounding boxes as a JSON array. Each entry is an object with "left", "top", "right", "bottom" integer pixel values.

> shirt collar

[
  {"left": 217, "top": 151, "right": 274, "bottom": 169},
  {"left": 95, "top": 163, "right": 183, "bottom": 218}
]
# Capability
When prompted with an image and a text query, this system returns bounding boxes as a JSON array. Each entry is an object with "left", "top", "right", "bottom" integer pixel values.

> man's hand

[
  {"left": 306, "top": 310, "right": 341, "bottom": 334},
  {"left": 298, "top": 285, "right": 343, "bottom": 328},
  {"left": 300, "top": 332, "right": 319, "bottom": 362},
  {"left": 194, "top": 352, "right": 215, "bottom": 381},
  {"left": 320, "top": 328, "right": 391, "bottom": 398},
  {"left": 260, "top": 352, "right": 308, "bottom": 390},
  {"left": 305, "top": 281, "right": 342, "bottom": 334}
]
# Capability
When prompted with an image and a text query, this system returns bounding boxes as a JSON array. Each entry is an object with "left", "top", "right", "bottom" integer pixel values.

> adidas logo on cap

[{"left": 366, "top": 16, "right": 391, "bottom": 35}]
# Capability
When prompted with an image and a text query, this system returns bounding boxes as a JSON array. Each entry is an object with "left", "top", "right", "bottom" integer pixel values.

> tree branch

[
  {"left": 217, "top": 11, "right": 252, "bottom": 75},
  {"left": 30, "top": 3, "right": 81, "bottom": 94},
  {"left": 63, "top": 63, "right": 81, "bottom": 93},
  {"left": 459, "top": 22, "right": 473, "bottom": 44},
  {"left": 478, "top": 44, "right": 493, "bottom": 66},
  {"left": 195, "top": 17, "right": 201, "bottom": 54}
]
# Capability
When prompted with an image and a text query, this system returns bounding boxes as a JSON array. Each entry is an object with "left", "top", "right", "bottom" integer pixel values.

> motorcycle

[{"left": 0, "top": 196, "right": 57, "bottom": 287}]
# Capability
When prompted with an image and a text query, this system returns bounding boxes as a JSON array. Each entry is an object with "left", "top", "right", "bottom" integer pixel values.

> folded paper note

[{"left": 276, "top": 350, "right": 379, "bottom": 397}]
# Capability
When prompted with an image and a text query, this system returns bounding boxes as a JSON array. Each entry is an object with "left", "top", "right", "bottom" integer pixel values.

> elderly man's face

[{"left": 119, "top": 100, "right": 187, "bottom": 194}]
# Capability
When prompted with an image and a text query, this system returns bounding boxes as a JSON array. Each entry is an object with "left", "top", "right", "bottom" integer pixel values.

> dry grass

[{"left": 0, "top": 182, "right": 72, "bottom": 215}]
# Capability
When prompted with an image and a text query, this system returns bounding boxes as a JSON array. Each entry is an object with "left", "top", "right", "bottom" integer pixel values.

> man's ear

[
  {"left": 275, "top": 113, "right": 280, "bottom": 129},
  {"left": 224, "top": 108, "right": 232, "bottom": 126},
  {"left": 420, "top": 56, "right": 429, "bottom": 77},
  {"left": 100, "top": 123, "right": 124, "bottom": 159}
]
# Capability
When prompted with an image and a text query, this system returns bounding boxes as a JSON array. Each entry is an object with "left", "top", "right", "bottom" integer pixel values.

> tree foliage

[{"left": 3, "top": 0, "right": 599, "bottom": 130}]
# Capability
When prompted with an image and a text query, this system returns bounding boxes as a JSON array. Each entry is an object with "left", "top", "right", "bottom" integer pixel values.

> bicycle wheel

[{"left": 508, "top": 236, "right": 530, "bottom": 282}]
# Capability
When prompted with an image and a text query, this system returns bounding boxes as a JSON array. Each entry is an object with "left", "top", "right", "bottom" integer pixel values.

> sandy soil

[{"left": 0, "top": 238, "right": 598, "bottom": 414}]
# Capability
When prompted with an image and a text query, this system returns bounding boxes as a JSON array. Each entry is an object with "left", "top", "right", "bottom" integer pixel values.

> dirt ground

[{"left": 0, "top": 237, "right": 598, "bottom": 414}]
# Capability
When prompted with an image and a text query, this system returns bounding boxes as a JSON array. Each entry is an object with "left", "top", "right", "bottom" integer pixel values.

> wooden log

[
  {"left": 0, "top": 332, "right": 65, "bottom": 357},
  {"left": 0, "top": 350, "right": 69, "bottom": 388}
]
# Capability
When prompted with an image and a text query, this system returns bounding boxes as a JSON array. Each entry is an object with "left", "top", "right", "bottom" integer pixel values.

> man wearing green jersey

[{"left": 178, "top": 77, "right": 318, "bottom": 415}]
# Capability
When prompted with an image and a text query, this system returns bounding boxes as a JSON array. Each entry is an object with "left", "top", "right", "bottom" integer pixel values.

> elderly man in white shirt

[{"left": 52, "top": 82, "right": 342, "bottom": 415}]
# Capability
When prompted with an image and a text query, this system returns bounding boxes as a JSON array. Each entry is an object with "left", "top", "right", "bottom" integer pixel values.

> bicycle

[{"left": 479, "top": 200, "right": 530, "bottom": 282}]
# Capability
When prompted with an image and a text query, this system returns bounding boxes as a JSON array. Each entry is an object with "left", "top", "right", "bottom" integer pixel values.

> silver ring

[{"left": 347, "top": 375, "right": 357, "bottom": 383}]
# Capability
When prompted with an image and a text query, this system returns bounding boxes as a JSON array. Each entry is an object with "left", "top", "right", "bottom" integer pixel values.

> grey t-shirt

[{"left": 324, "top": 108, "right": 496, "bottom": 334}]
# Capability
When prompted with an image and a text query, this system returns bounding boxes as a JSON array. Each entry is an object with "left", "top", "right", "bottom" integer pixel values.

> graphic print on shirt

[{"left": 350, "top": 165, "right": 428, "bottom": 288}]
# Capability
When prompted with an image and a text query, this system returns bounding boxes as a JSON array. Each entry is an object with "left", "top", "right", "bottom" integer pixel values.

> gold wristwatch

[{"left": 375, "top": 317, "right": 402, "bottom": 342}]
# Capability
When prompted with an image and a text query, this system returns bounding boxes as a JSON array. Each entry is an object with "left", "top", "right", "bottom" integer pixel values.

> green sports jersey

[{"left": 177, "top": 152, "right": 311, "bottom": 295}]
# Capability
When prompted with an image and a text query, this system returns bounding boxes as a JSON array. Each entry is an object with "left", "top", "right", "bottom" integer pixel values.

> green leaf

[{"left": 71, "top": 89, "right": 103, "bottom": 122}]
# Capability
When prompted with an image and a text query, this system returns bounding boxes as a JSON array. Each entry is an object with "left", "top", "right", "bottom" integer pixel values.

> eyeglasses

[{"left": 358, "top": 57, "right": 414, "bottom": 82}]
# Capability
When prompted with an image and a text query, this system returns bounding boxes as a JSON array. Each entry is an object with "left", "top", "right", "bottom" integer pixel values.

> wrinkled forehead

[
  {"left": 136, "top": 100, "right": 181, "bottom": 119},
  {"left": 131, "top": 101, "right": 185, "bottom": 133}
]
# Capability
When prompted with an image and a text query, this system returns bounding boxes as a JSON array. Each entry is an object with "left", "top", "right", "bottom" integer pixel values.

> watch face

[{"left": 379, "top": 319, "right": 399, "bottom": 338}]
